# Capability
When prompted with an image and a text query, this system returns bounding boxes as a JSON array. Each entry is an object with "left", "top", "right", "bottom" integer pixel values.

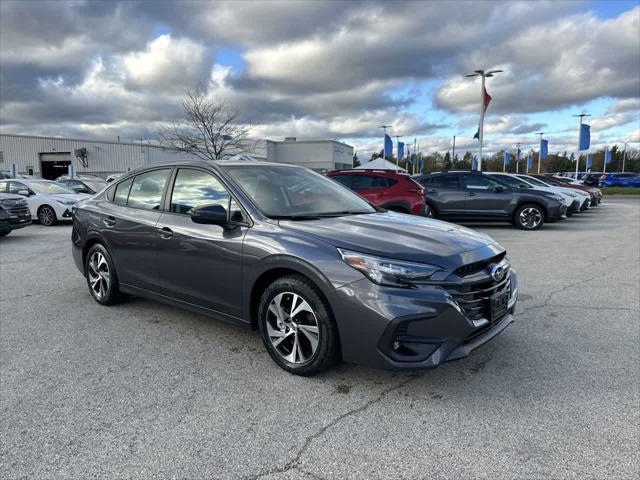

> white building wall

[
  {"left": 0, "top": 134, "right": 196, "bottom": 178},
  {"left": 266, "top": 140, "right": 353, "bottom": 171}
]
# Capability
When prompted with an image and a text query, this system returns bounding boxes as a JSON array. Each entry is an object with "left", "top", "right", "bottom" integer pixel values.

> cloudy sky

[{"left": 1, "top": 0, "right": 639, "bottom": 158}]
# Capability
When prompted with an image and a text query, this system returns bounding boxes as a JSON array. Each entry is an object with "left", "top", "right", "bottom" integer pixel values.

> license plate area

[{"left": 490, "top": 289, "right": 509, "bottom": 321}]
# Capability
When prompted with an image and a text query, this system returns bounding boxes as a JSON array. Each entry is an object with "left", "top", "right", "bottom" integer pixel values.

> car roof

[{"left": 329, "top": 169, "right": 409, "bottom": 176}]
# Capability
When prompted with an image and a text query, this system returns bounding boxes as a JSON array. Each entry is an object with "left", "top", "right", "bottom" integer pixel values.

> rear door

[
  {"left": 98, "top": 168, "right": 172, "bottom": 290},
  {"left": 153, "top": 167, "right": 247, "bottom": 318},
  {"left": 462, "top": 174, "right": 511, "bottom": 218},
  {"left": 420, "top": 173, "right": 467, "bottom": 217}
]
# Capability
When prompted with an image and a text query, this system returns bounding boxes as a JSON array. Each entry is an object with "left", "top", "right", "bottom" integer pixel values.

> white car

[
  {"left": 0, "top": 179, "right": 89, "bottom": 226},
  {"left": 486, "top": 172, "right": 579, "bottom": 215},
  {"left": 514, "top": 174, "right": 591, "bottom": 211}
]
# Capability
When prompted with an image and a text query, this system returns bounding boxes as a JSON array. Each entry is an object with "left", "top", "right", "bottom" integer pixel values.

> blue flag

[
  {"left": 586, "top": 155, "right": 592, "bottom": 169},
  {"left": 541, "top": 139, "right": 548, "bottom": 159},
  {"left": 472, "top": 157, "right": 478, "bottom": 170},
  {"left": 419, "top": 158, "right": 424, "bottom": 170},
  {"left": 579, "top": 124, "right": 590, "bottom": 151},
  {"left": 527, "top": 156, "right": 533, "bottom": 170},
  {"left": 604, "top": 149, "right": 612, "bottom": 164},
  {"left": 384, "top": 134, "right": 393, "bottom": 158},
  {"left": 397, "top": 141, "right": 404, "bottom": 160},
  {"left": 504, "top": 151, "right": 510, "bottom": 165}
]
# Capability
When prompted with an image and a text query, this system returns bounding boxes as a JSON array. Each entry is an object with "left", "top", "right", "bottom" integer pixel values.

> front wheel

[
  {"left": 37, "top": 205, "right": 57, "bottom": 226},
  {"left": 85, "top": 243, "right": 125, "bottom": 305},
  {"left": 424, "top": 204, "right": 436, "bottom": 218},
  {"left": 258, "top": 275, "right": 340, "bottom": 376},
  {"left": 514, "top": 204, "right": 545, "bottom": 230}
]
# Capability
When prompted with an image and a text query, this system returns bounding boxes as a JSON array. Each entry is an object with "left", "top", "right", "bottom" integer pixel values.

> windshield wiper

[
  {"left": 269, "top": 215, "right": 323, "bottom": 220},
  {"left": 314, "top": 210, "right": 373, "bottom": 217},
  {"left": 269, "top": 210, "right": 372, "bottom": 220}
]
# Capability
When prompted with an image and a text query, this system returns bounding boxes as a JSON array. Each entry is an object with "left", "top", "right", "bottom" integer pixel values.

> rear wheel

[
  {"left": 514, "top": 204, "right": 545, "bottom": 230},
  {"left": 258, "top": 275, "right": 339, "bottom": 376},
  {"left": 85, "top": 243, "right": 125, "bottom": 305},
  {"left": 37, "top": 205, "right": 57, "bottom": 226}
]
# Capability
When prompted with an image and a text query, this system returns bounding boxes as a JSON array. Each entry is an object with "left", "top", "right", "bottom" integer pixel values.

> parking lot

[{"left": 1, "top": 197, "right": 638, "bottom": 479}]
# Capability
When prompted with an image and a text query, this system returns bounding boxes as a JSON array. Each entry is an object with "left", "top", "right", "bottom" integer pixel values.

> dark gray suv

[{"left": 72, "top": 161, "right": 518, "bottom": 375}]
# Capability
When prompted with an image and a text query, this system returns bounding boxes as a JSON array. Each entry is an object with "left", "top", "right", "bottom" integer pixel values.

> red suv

[{"left": 327, "top": 169, "right": 426, "bottom": 215}]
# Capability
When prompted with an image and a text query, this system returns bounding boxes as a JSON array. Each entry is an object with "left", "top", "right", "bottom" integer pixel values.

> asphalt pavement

[{"left": 1, "top": 197, "right": 638, "bottom": 479}]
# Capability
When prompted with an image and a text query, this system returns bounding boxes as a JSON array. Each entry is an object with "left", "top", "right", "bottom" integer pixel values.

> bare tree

[{"left": 160, "top": 88, "right": 259, "bottom": 161}]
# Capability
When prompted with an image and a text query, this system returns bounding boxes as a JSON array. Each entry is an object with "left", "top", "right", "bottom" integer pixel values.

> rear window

[
  {"left": 127, "top": 169, "right": 171, "bottom": 211},
  {"left": 429, "top": 174, "right": 460, "bottom": 188},
  {"left": 114, "top": 177, "right": 133, "bottom": 206}
]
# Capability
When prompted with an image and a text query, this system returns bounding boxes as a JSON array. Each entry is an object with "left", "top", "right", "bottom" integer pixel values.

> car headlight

[
  {"left": 55, "top": 199, "right": 77, "bottom": 205},
  {"left": 567, "top": 192, "right": 577, "bottom": 198},
  {"left": 338, "top": 248, "right": 441, "bottom": 287},
  {"left": 544, "top": 194, "right": 563, "bottom": 202}
]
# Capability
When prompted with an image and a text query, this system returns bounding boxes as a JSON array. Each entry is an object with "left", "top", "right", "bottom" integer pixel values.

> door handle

[
  {"left": 158, "top": 226, "right": 173, "bottom": 239},
  {"left": 103, "top": 216, "right": 116, "bottom": 227},
  {"left": 468, "top": 192, "right": 478, "bottom": 197}
]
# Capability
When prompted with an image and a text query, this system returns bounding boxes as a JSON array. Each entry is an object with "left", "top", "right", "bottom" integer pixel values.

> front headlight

[
  {"left": 567, "top": 192, "right": 577, "bottom": 198},
  {"left": 55, "top": 199, "right": 76, "bottom": 205},
  {"left": 338, "top": 249, "right": 441, "bottom": 287},
  {"left": 545, "top": 194, "right": 563, "bottom": 202}
]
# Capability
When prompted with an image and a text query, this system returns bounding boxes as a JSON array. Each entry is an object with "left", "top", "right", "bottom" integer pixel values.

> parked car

[
  {"left": 582, "top": 173, "right": 604, "bottom": 187},
  {"left": 57, "top": 177, "right": 108, "bottom": 195},
  {"left": 599, "top": 173, "right": 640, "bottom": 188},
  {"left": 326, "top": 169, "right": 426, "bottom": 215},
  {"left": 486, "top": 173, "right": 581, "bottom": 216},
  {"left": 543, "top": 175, "right": 603, "bottom": 204},
  {"left": 72, "top": 160, "right": 518, "bottom": 375},
  {"left": 0, "top": 179, "right": 89, "bottom": 226},
  {"left": 412, "top": 171, "right": 566, "bottom": 230},
  {"left": 0, "top": 193, "right": 32, "bottom": 236},
  {"left": 516, "top": 174, "right": 591, "bottom": 211}
]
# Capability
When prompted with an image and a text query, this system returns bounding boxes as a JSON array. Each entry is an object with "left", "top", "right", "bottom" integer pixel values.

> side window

[
  {"left": 170, "top": 169, "right": 231, "bottom": 215},
  {"left": 463, "top": 174, "right": 498, "bottom": 190},
  {"left": 386, "top": 178, "right": 398, "bottom": 188},
  {"left": 8, "top": 181, "right": 27, "bottom": 194},
  {"left": 352, "top": 175, "right": 387, "bottom": 190},
  {"left": 127, "top": 169, "right": 171, "bottom": 210},
  {"left": 431, "top": 175, "right": 460, "bottom": 188},
  {"left": 113, "top": 177, "right": 134, "bottom": 206},
  {"left": 105, "top": 184, "right": 116, "bottom": 202},
  {"left": 0, "top": 181, "right": 7, "bottom": 192},
  {"left": 330, "top": 174, "right": 352, "bottom": 188}
]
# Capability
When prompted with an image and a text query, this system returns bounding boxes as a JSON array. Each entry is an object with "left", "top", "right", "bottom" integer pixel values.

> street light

[
  {"left": 622, "top": 141, "right": 628, "bottom": 172},
  {"left": 466, "top": 69, "right": 503, "bottom": 171}
]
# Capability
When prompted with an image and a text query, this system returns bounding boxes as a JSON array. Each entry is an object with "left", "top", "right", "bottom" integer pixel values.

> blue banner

[
  {"left": 541, "top": 139, "right": 548, "bottom": 159},
  {"left": 527, "top": 156, "right": 533, "bottom": 170},
  {"left": 472, "top": 157, "right": 478, "bottom": 170},
  {"left": 419, "top": 158, "right": 424, "bottom": 170},
  {"left": 579, "top": 124, "right": 590, "bottom": 151},
  {"left": 586, "top": 155, "right": 592, "bottom": 169},
  {"left": 412, "top": 153, "right": 417, "bottom": 166},
  {"left": 397, "top": 141, "right": 404, "bottom": 160},
  {"left": 384, "top": 134, "right": 393, "bottom": 158},
  {"left": 504, "top": 151, "right": 510, "bottom": 165},
  {"left": 604, "top": 149, "right": 612, "bottom": 164}
]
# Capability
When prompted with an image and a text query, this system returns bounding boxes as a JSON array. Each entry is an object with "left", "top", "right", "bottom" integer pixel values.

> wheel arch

[{"left": 381, "top": 201, "right": 411, "bottom": 213}]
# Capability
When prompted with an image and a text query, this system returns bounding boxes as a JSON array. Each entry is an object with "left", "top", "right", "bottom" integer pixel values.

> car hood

[
  {"left": 280, "top": 212, "right": 503, "bottom": 267},
  {"left": 39, "top": 193, "right": 89, "bottom": 202}
]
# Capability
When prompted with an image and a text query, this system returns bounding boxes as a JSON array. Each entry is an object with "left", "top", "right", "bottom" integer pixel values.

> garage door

[{"left": 40, "top": 152, "right": 72, "bottom": 180}]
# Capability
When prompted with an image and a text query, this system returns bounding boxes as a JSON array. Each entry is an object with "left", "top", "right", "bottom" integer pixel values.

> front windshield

[
  {"left": 222, "top": 165, "right": 376, "bottom": 218},
  {"left": 29, "top": 182, "right": 76, "bottom": 195},
  {"left": 519, "top": 175, "right": 547, "bottom": 187},
  {"left": 493, "top": 175, "right": 530, "bottom": 188},
  {"left": 83, "top": 180, "right": 107, "bottom": 192}
]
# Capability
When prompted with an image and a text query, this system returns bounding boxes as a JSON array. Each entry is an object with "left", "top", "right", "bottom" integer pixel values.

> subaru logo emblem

[{"left": 490, "top": 261, "right": 509, "bottom": 282}]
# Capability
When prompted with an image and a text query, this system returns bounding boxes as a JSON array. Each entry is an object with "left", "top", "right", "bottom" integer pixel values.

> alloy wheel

[
  {"left": 519, "top": 207, "right": 542, "bottom": 229},
  {"left": 265, "top": 292, "right": 320, "bottom": 364},
  {"left": 87, "top": 251, "right": 111, "bottom": 300},
  {"left": 38, "top": 207, "right": 55, "bottom": 226}
]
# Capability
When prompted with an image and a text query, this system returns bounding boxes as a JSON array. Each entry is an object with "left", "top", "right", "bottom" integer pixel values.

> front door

[
  {"left": 154, "top": 168, "right": 247, "bottom": 319},
  {"left": 462, "top": 174, "right": 511, "bottom": 218},
  {"left": 421, "top": 173, "right": 467, "bottom": 217}
]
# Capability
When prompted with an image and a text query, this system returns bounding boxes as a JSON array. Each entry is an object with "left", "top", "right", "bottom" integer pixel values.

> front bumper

[
  {"left": 567, "top": 199, "right": 581, "bottom": 214},
  {"left": 333, "top": 269, "right": 518, "bottom": 370},
  {"left": 547, "top": 203, "right": 567, "bottom": 222}
]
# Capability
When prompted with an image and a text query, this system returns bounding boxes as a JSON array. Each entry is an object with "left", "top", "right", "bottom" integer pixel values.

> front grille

[
  {"left": 445, "top": 275, "right": 511, "bottom": 343},
  {"left": 8, "top": 203, "right": 30, "bottom": 216},
  {"left": 454, "top": 252, "right": 506, "bottom": 277}
]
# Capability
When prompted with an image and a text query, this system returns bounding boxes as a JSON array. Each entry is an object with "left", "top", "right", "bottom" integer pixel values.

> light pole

[
  {"left": 466, "top": 69, "right": 502, "bottom": 171},
  {"left": 572, "top": 113, "right": 590, "bottom": 178},
  {"left": 452, "top": 135, "right": 456, "bottom": 165},
  {"left": 515, "top": 143, "right": 521, "bottom": 174},
  {"left": 379, "top": 125, "right": 391, "bottom": 166},
  {"left": 535, "top": 132, "right": 545, "bottom": 174},
  {"left": 622, "top": 142, "right": 628, "bottom": 172},
  {"left": 395, "top": 135, "right": 403, "bottom": 170}
]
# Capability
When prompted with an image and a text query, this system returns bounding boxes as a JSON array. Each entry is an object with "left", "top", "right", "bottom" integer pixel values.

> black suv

[{"left": 413, "top": 171, "right": 566, "bottom": 230}]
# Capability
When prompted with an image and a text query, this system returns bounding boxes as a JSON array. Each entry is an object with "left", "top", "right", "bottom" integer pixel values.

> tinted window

[
  {"left": 170, "top": 169, "right": 231, "bottom": 214},
  {"left": 127, "top": 169, "right": 170, "bottom": 210},
  {"left": 330, "top": 174, "right": 352, "bottom": 187},
  {"left": 8, "top": 181, "right": 27, "bottom": 194},
  {"left": 114, "top": 177, "right": 133, "bottom": 206},
  {"left": 430, "top": 175, "right": 460, "bottom": 188},
  {"left": 464, "top": 174, "right": 500, "bottom": 189},
  {"left": 491, "top": 175, "right": 527, "bottom": 188},
  {"left": 351, "top": 175, "right": 389, "bottom": 190}
]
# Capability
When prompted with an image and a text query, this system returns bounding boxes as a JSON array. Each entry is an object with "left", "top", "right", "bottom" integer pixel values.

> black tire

[
  {"left": 84, "top": 243, "right": 125, "bottom": 305},
  {"left": 37, "top": 205, "right": 58, "bottom": 226},
  {"left": 513, "top": 203, "right": 545, "bottom": 230},
  {"left": 258, "top": 275, "right": 340, "bottom": 376},
  {"left": 424, "top": 204, "right": 436, "bottom": 218},
  {"left": 0, "top": 231, "right": 10, "bottom": 237}
]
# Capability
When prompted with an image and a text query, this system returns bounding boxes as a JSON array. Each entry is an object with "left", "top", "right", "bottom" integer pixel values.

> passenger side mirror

[
  {"left": 494, "top": 185, "right": 505, "bottom": 192},
  {"left": 190, "top": 204, "right": 228, "bottom": 226},
  {"left": 17, "top": 189, "right": 30, "bottom": 196}
]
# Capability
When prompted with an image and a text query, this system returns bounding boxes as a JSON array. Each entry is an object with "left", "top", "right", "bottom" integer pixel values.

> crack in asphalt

[
  {"left": 244, "top": 373, "right": 423, "bottom": 480},
  {"left": 517, "top": 277, "right": 604, "bottom": 317}
]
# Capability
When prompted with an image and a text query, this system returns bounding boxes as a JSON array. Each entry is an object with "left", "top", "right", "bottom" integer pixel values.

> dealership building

[{"left": 0, "top": 134, "right": 353, "bottom": 179}]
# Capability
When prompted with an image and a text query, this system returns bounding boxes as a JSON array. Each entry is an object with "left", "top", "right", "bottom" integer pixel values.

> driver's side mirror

[
  {"left": 190, "top": 204, "right": 227, "bottom": 226},
  {"left": 494, "top": 185, "right": 505, "bottom": 192},
  {"left": 17, "top": 189, "right": 30, "bottom": 196}
]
